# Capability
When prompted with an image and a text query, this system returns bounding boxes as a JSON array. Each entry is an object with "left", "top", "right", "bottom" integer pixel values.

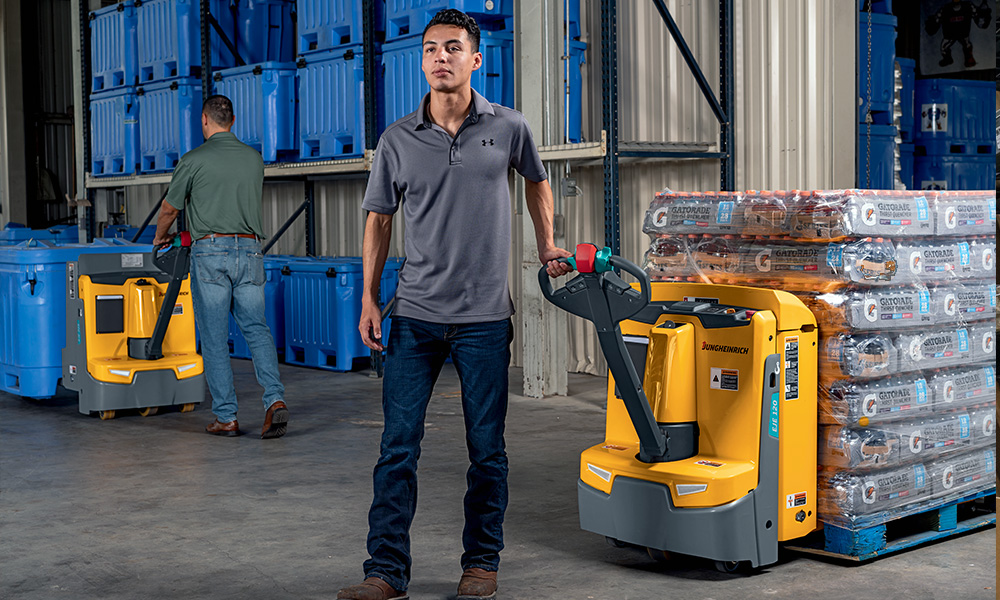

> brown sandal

[{"left": 336, "top": 576, "right": 407, "bottom": 600}]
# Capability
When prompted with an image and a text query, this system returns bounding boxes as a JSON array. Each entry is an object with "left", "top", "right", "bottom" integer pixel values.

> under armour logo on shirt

[{"left": 482, "top": 139, "right": 494, "bottom": 146}]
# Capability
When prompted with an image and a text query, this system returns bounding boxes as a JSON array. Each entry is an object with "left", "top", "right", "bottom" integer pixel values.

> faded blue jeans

[
  {"left": 364, "top": 316, "right": 513, "bottom": 592},
  {"left": 190, "top": 236, "right": 284, "bottom": 423}
]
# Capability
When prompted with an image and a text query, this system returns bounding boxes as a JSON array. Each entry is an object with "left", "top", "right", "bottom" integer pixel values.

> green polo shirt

[{"left": 165, "top": 131, "right": 266, "bottom": 241}]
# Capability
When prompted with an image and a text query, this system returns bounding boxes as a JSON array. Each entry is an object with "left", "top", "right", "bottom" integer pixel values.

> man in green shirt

[{"left": 153, "top": 95, "right": 288, "bottom": 439}]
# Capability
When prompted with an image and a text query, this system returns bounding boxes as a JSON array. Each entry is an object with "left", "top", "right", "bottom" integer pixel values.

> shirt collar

[
  {"left": 414, "top": 89, "right": 495, "bottom": 130},
  {"left": 207, "top": 131, "right": 237, "bottom": 142}
]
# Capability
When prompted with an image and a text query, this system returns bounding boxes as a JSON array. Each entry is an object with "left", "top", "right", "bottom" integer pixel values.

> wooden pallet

[{"left": 787, "top": 487, "right": 996, "bottom": 562}]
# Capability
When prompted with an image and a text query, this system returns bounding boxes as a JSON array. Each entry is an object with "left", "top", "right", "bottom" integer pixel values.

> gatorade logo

[
  {"left": 984, "top": 412, "right": 995, "bottom": 437},
  {"left": 944, "top": 381, "right": 954, "bottom": 403},
  {"left": 861, "top": 203, "right": 877, "bottom": 226},
  {"left": 652, "top": 207, "right": 669, "bottom": 228},
  {"left": 945, "top": 207, "right": 957, "bottom": 229},
  {"left": 983, "top": 248, "right": 994, "bottom": 271},
  {"left": 863, "top": 482, "right": 877, "bottom": 504},
  {"left": 983, "top": 332, "right": 994, "bottom": 355},
  {"left": 863, "top": 393, "right": 878, "bottom": 418},
  {"left": 942, "top": 466, "right": 955, "bottom": 490},
  {"left": 864, "top": 299, "right": 878, "bottom": 323},
  {"left": 944, "top": 294, "right": 957, "bottom": 316},
  {"left": 910, "top": 252, "right": 922, "bottom": 274},
  {"left": 755, "top": 250, "right": 771, "bottom": 273},
  {"left": 908, "top": 430, "right": 923, "bottom": 454}
]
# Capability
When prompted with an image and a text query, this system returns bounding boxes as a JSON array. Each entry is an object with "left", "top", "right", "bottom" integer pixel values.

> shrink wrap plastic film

[
  {"left": 641, "top": 188, "right": 998, "bottom": 529},
  {"left": 818, "top": 446, "right": 995, "bottom": 527}
]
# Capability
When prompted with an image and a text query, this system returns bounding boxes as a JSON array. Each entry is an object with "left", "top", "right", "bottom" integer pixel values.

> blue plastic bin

[
  {"left": 281, "top": 257, "right": 403, "bottom": 372},
  {"left": 103, "top": 224, "right": 155, "bottom": 244},
  {"left": 899, "top": 142, "right": 914, "bottom": 190},
  {"left": 384, "top": 0, "right": 511, "bottom": 41},
  {"left": 227, "top": 254, "right": 297, "bottom": 359},
  {"left": 90, "top": 87, "right": 141, "bottom": 177},
  {"left": 297, "top": 47, "right": 378, "bottom": 159},
  {"left": 566, "top": 0, "right": 581, "bottom": 39},
  {"left": 382, "top": 31, "right": 513, "bottom": 127},
  {"left": 136, "top": 0, "right": 236, "bottom": 82},
  {"left": 857, "top": 12, "right": 896, "bottom": 123},
  {"left": 236, "top": 0, "right": 295, "bottom": 63},
  {"left": 296, "top": 0, "right": 384, "bottom": 54},
  {"left": 914, "top": 79, "right": 996, "bottom": 156},
  {"left": 90, "top": 1, "right": 138, "bottom": 91},
  {"left": 914, "top": 154, "right": 996, "bottom": 191},
  {"left": 0, "top": 239, "right": 153, "bottom": 399},
  {"left": 213, "top": 62, "right": 298, "bottom": 163},
  {"left": 137, "top": 77, "right": 203, "bottom": 173},
  {"left": 858, "top": 0, "right": 891, "bottom": 13},
  {"left": 897, "top": 58, "right": 915, "bottom": 141},
  {"left": 0, "top": 224, "right": 78, "bottom": 246},
  {"left": 857, "top": 124, "right": 898, "bottom": 189},
  {"left": 565, "top": 39, "right": 586, "bottom": 143}
]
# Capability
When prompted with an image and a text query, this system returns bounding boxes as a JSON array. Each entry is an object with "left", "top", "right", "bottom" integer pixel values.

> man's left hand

[{"left": 540, "top": 246, "right": 574, "bottom": 278}]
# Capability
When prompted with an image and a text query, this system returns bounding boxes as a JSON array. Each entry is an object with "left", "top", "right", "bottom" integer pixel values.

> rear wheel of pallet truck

[
  {"left": 179, "top": 403, "right": 195, "bottom": 413},
  {"left": 138, "top": 407, "right": 158, "bottom": 417},
  {"left": 713, "top": 560, "right": 744, "bottom": 573},
  {"left": 605, "top": 536, "right": 628, "bottom": 548},
  {"left": 98, "top": 410, "right": 116, "bottom": 420},
  {"left": 646, "top": 547, "right": 672, "bottom": 562}
]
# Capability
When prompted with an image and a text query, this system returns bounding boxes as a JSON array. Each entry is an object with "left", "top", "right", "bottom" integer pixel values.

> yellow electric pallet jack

[
  {"left": 62, "top": 233, "right": 204, "bottom": 419},
  {"left": 540, "top": 244, "right": 819, "bottom": 571}
]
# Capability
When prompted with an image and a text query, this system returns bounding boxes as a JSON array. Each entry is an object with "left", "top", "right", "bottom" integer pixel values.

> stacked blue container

[
  {"left": 227, "top": 254, "right": 300, "bottom": 360},
  {"left": 89, "top": 1, "right": 140, "bottom": 177},
  {"left": 282, "top": 257, "right": 403, "bottom": 372},
  {"left": 896, "top": 57, "right": 916, "bottom": 188},
  {"left": 296, "top": 0, "right": 384, "bottom": 161},
  {"left": 914, "top": 79, "right": 996, "bottom": 190},
  {"left": 0, "top": 239, "right": 152, "bottom": 399},
  {"left": 137, "top": 78, "right": 204, "bottom": 173},
  {"left": 856, "top": 8, "right": 897, "bottom": 188}
]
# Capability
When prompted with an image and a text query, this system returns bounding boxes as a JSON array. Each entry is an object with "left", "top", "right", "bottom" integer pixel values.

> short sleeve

[
  {"left": 164, "top": 158, "right": 194, "bottom": 210},
  {"left": 509, "top": 113, "right": 547, "bottom": 183},
  {"left": 362, "top": 135, "right": 402, "bottom": 215}
]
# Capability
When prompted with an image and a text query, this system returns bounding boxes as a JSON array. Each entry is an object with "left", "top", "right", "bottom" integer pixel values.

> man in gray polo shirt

[{"left": 338, "top": 9, "right": 572, "bottom": 600}]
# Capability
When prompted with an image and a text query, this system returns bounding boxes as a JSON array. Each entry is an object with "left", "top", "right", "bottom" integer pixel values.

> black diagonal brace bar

[
  {"left": 650, "top": 0, "right": 727, "bottom": 125},
  {"left": 208, "top": 12, "right": 245, "bottom": 67}
]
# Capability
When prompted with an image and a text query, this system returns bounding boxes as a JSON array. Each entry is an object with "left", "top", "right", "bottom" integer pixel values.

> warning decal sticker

[
  {"left": 710, "top": 367, "right": 739, "bottom": 391},
  {"left": 785, "top": 336, "right": 799, "bottom": 401},
  {"left": 786, "top": 491, "right": 808, "bottom": 509},
  {"left": 695, "top": 459, "right": 725, "bottom": 468}
]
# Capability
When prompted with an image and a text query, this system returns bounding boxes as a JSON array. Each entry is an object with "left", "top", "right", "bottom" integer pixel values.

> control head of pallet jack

[
  {"left": 140, "top": 232, "right": 193, "bottom": 361},
  {"left": 153, "top": 232, "right": 192, "bottom": 282},
  {"left": 538, "top": 244, "right": 651, "bottom": 327}
]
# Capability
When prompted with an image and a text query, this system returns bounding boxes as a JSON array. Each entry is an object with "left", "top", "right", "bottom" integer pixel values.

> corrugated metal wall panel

[
  {"left": 36, "top": 0, "right": 76, "bottom": 223},
  {"left": 736, "top": 0, "right": 856, "bottom": 189},
  {"left": 262, "top": 182, "right": 307, "bottom": 255}
]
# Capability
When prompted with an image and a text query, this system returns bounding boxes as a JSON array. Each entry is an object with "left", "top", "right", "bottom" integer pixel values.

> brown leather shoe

[
  {"left": 261, "top": 400, "right": 289, "bottom": 439},
  {"left": 336, "top": 576, "right": 407, "bottom": 600},
  {"left": 205, "top": 419, "right": 241, "bottom": 437},
  {"left": 457, "top": 568, "right": 498, "bottom": 600}
]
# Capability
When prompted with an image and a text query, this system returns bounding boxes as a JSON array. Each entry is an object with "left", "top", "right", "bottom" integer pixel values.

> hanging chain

[{"left": 866, "top": 4, "right": 873, "bottom": 188}]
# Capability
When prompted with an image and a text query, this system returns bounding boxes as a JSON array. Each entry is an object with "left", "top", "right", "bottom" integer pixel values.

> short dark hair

[
  {"left": 202, "top": 95, "right": 234, "bottom": 126},
  {"left": 424, "top": 8, "right": 480, "bottom": 53}
]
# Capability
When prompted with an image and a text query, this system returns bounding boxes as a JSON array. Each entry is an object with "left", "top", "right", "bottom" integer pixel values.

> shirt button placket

[{"left": 450, "top": 139, "right": 461, "bottom": 165}]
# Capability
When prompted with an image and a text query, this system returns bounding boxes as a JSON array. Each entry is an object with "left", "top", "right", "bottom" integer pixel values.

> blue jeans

[
  {"left": 364, "top": 316, "right": 513, "bottom": 592},
  {"left": 190, "top": 236, "right": 284, "bottom": 423}
]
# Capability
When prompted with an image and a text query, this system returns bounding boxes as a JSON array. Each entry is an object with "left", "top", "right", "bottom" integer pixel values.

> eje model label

[
  {"left": 710, "top": 367, "right": 739, "bottom": 391},
  {"left": 784, "top": 336, "right": 799, "bottom": 401},
  {"left": 121, "top": 253, "right": 143, "bottom": 268}
]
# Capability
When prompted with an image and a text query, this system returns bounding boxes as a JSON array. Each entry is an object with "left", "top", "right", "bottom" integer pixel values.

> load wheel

[
  {"left": 605, "top": 536, "right": 628, "bottom": 548},
  {"left": 138, "top": 406, "right": 158, "bottom": 417},
  {"left": 98, "top": 410, "right": 116, "bottom": 421},
  {"left": 646, "top": 547, "right": 672, "bottom": 563},
  {"left": 713, "top": 560, "right": 745, "bottom": 574},
  {"left": 179, "top": 403, "right": 196, "bottom": 413}
]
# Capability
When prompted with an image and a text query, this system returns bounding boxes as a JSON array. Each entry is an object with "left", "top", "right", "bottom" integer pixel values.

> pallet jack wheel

[
  {"left": 98, "top": 410, "right": 116, "bottom": 420},
  {"left": 646, "top": 547, "right": 672, "bottom": 563},
  {"left": 179, "top": 403, "right": 196, "bottom": 413},
  {"left": 713, "top": 560, "right": 744, "bottom": 574},
  {"left": 138, "top": 407, "right": 158, "bottom": 417},
  {"left": 605, "top": 536, "right": 628, "bottom": 548}
]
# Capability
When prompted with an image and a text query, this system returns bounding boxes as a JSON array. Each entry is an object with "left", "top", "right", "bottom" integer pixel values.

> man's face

[{"left": 421, "top": 24, "right": 482, "bottom": 93}]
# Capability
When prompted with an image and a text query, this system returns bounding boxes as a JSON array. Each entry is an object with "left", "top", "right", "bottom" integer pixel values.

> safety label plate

[{"left": 710, "top": 367, "right": 739, "bottom": 391}]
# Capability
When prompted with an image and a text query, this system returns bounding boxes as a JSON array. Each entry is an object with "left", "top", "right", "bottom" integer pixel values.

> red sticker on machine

[{"left": 786, "top": 491, "right": 808, "bottom": 508}]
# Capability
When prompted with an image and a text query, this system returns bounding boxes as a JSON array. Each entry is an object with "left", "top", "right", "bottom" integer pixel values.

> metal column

[{"left": 600, "top": 0, "right": 620, "bottom": 256}]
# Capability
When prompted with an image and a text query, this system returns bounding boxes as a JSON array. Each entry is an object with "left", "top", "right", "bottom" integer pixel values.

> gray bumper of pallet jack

[
  {"left": 74, "top": 369, "right": 205, "bottom": 415},
  {"left": 578, "top": 476, "right": 776, "bottom": 567}
]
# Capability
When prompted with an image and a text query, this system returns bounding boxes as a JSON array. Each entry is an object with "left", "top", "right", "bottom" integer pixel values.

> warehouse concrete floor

[{"left": 1, "top": 361, "right": 995, "bottom": 600}]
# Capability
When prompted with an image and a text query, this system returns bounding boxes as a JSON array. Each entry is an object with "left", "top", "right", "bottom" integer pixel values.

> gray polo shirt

[{"left": 363, "top": 90, "right": 547, "bottom": 324}]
